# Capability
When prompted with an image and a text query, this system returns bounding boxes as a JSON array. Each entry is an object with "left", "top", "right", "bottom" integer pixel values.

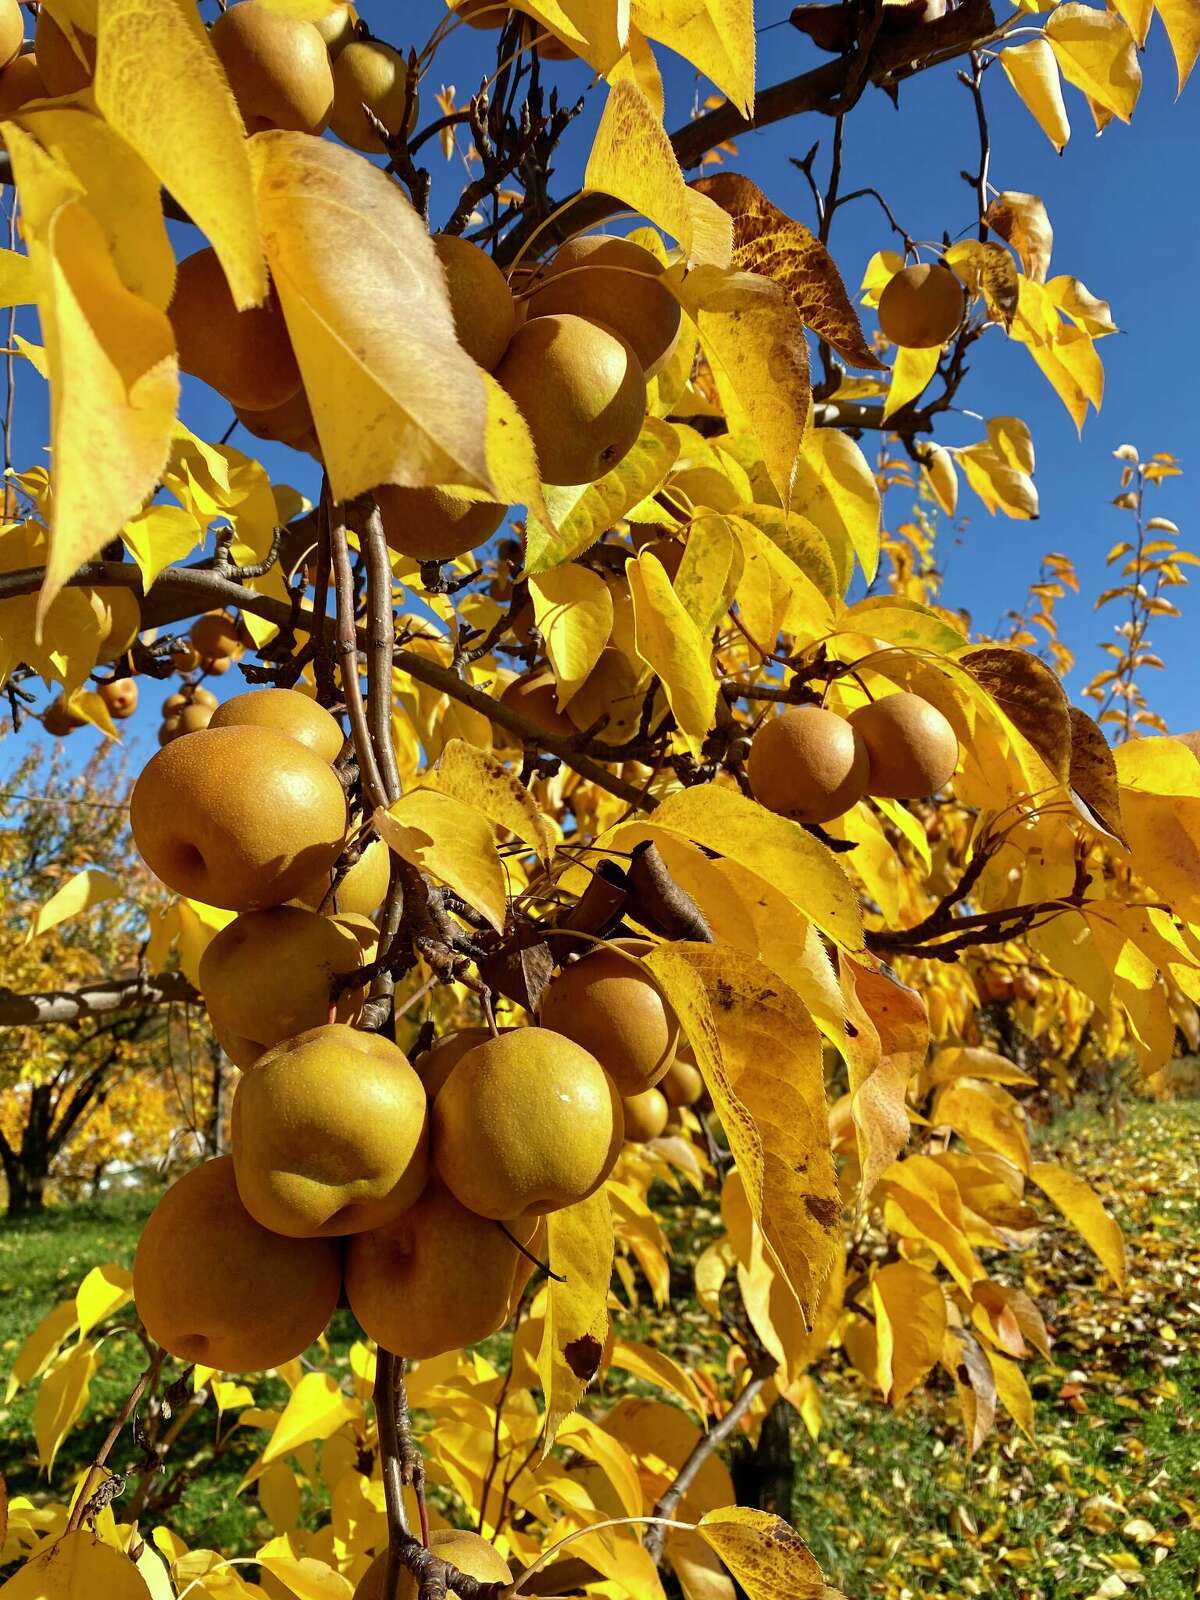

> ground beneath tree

[{"left": 0, "top": 1103, "right": 1196, "bottom": 1597}]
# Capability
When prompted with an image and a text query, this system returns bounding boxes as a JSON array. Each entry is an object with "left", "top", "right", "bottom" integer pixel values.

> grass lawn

[{"left": 0, "top": 1100, "right": 1196, "bottom": 1597}]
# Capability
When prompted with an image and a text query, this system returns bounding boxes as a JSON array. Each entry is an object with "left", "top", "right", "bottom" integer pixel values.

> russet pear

[
  {"left": 43, "top": 698, "right": 82, "bottom": 737},
  {"left": 174, "top": 702, "right": 215, "bottom": 737},
  {"left": 235, "top": 387, "right": 319, "bottom": 452},
  {"left": 171, "top": 249, "right": 301, "bottom": 413},
  {"left": 354, "top": 1528, "right": 512, "bottom": 1600},
  {"left": 133, "top": 1156, "right": 341, "bottom": 1371},
  {"left": 163, "top": 686, "right": 217, "bottom": 715},
  {"left": 432, "top": 1027, "right": 623, "bottom": 1218},
  {"left": 848, "top": 692, "right": 959, "bottom": 799},
  {"left": 747, "top": 706, "right": 870, "bottom": 824},
  {"left": 129, "top": 724, "right": 347, "bottom": 910},
  {"left": 0, "top": 0, "right": 23, "bottom": 71},
  {"left": 877, "top": 263, "right": 965, "bottom": 349},
  {"left": 433, "top": 234, "right": 517, "bottom": 371},
  {"left": 34, "top": 11, "right": 94, "bottom": 94},
  {"left": 622, "top": 1087, "right": 669, "bottom": 1143},
  {"left": 330, "top": 39, "right": 417, "bottom": 151},
  {"left": 499, "top": 671, "right": 573, "bottom": 738},
  {"left": 415, "top": 1026, "right": 492, "bottom": 1098},
  {"left": 211, "top": 2, "right": 334, "bottom": 134},
  {"left": 539, "top": 941, "right": 679, "bottom": 1095},
  {"left": 660, "top": 1055, "right": 704, "bottom": 1108},
  {"left": 565, "top": 647, "right": 646, "bottom": 745},
  {"left": 528, "top": 235, "right": 681, "bottom": 376},
  {"left": 376, "top": 482, "right": 506, "bottom": 564},
  {"left": 232, "top": 1023, "right": 429, "bottom": 1237},
  {"left": 296, "top": 834, "right": 391, "bottom": 917},
  {"left": 0, "top": 55, "right": 44, "bottom": 115},
  {"left": 198, "top": 907, "right": 367, "bottom": 1068},
  {"left": 495, "top": 314, "right": 646, "bottom": 485},
  {"left": 99, "top": 678, "right": 138, "bottom": 720},
  {"left": 313, "top": 3, "right": 357, "bottom": 53},
  {"left": 209, "top": 686, "right": 344, "bottom": 763},
  {"left": 345, "top": 1178, "right": 536, "bottom": 1359}
]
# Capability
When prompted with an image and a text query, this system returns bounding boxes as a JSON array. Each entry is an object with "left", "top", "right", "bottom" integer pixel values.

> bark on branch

[{"left": 0, "top": 971, "right": 199, "bottom": 1027}]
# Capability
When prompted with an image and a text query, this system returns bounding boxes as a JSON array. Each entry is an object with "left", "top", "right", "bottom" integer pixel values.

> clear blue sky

[{"left": 4, "top": 0, "right": 1198, "bottom": 778}]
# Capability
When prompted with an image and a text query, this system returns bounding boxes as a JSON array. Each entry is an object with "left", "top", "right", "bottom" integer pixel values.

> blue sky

[{"left": 3, "top": 0, "right": 1198, "bottom": 775}]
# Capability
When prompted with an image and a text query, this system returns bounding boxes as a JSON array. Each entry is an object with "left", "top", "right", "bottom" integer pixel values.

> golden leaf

[
  {"left": 984, "top": 1347, "right": 1036, "bottom": 1440},
  {"left": 1030, "top": 1160, "right": 1126, "bottom": 1288},
  {"left": 529, "top": 563, "right": 614, "bottom": 710},
  {"left": 838, "top": 957, "right": 928, "bottom": 1200},
  {"left": 27, "top": 868, "right": 120, "bottom": 940},
  {"left": 1067, "top": 705, "right": 1127, "bottom": 843},
  {"left": 0, "top": 1531, "right": 151, "bottom": 1599},
  {"left": 375, "top": 790, "right": 507, "bottom": 933},
  {"left": 999, "top": 37, "right": 1072, "bottom": 152},
  {"left": 918, "top": 442, "right": 958, "bottom": 516},
  {"left": 696, "top": 1507, "right": 826, "bottom": 1600},
  {"left": 984, "top": 191, "right": 1054, "bottom": 284},
  {"left": 35, "top": 1343, "right": 97, "bottom": 1475},
  {"left": 883, "top": 344, "right": 940, "bottom": 421},
  {"left": 691, "top": 172, "right": 885, "bottom": 370},
  {"left": 956, "top": 442, "right": 1039, "bottom": 520},
  {"left": 933, "top": 1080, "right": 1032, "bottom": 1174},
  {"left": 1156, "top": 0, "right": 1200, "bottom": 91},
  {"left": 1046, "top": 3, "right": 1142, "bottom": 122},
  {"left": 960, "top": 643, "right": 1072, "bottom": 785},
  {"left": 537, "top": 1188, "right": 613, "bottom": 1451},
  {"left": 873, "top": 1261, "right": 947, "bottom": 1406},
  {"left": 632, "top": 0, "right": 756, "bottom": 115},
  {"left": 794, "top": 426, "right": 880, "bottom": 587},
  {"left": 627, "top": 548, "right": 716, "bottom": 749},
  {"left": 945, "top": 239, "right": 1019, "bottom": 330},
  {"left": 428, "top": 738, "right": 555, "bottom": 863}
]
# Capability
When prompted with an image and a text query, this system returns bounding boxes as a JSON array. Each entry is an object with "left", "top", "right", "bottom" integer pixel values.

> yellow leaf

[
  {"left": 0, "top": 248, "right": 37, "bottom": 307},
  {"left": 667, "top": 1529, "right": 737, "bottom": 1600},
  {"left": 983, "top": 191, "right": 1053, "bottom": 284},
  {"left": 555, "top": 1413, "right": 643, "bottom": 1517},
  {"left": 14, "top": 107, "right": 175, "bottom": 311},
  {"left": 838, "top": 595, "right": 966, "bottom": 652},
  {"left": 934, "top": 1081, "right": 1032, "bottom": 1174},
  {"left": 7, "top": 1301, "right": 78, "bottom": 1402},
  {"left": 6, "top": 127, "right": 179, "bottom": 627},
  {"left": 609, "top": 26, "right": 666, "bottom": 119},
  {"left": 673, "top": 513, "right": 741, "bottom": 635},
  {"left": 879, "top": 1154, "right": 984, "bottom": 1295},
  {"left": 999, "top": 37, "right": 1071, "bottom": 152},
  {"left": 1156, "top": 0, "right": 1200, "bottom": 90},
  {"left": 479, "top": 367, "right": 551, "bottom": 538},
  {"left": 628, "top": 549, "right": 716, "bottom": 750},
  {"left": 1045, "top": 274, "right": 1118, "bottom": 335},
  {"left": 646, "top": 945, "right": 840, "bottom": 1320},
  {"left": 883, "top": 344, "right": 940, "bottom": 421},
  {"left": 626, "top": 783, "right": 862, "bottom": 950},
  {"left": 1109, "top": 0, "right": 1154, "bottom": 45},
  {"left": 259, "top": 1374, "right": 358, "bottom": 1470},
  {"left": 984, "top": 1347, "right": 1036, "bottom": 1440},
  {"left": 0, "top": 1530, "right": 151, "bottom": 1599},
  {"left": 987, "top": 414, "right": 1036, "bottom": 473},
  {"left": 839, "top": 957, "right": 928, "bottom": 1198},
  {"left": 676, "top": 267, "right": 808, "bottom": 501},
  {"left": 726, "top": 515, "right": 834, "bottom": 646},
  {"left": 537, "top": 1188, "right": 613, "bottom": 1451},
  {"left": 584, "top": 79, "right": 733, "bottom": 267},
  {"left": 517, "top": 0, "right": 626, "bottom": 71},
  {"left": 944, "top": 238, "right": 1019, "bottom": 330},
  {"left": 1045, "top": 3, "right": 1141, "bottom": 121},
  {"left": 428, "top": 738, "right": 554, "bottom": 863},
  {"left": 94, "top": 0, "right": 265, "bottom": 309},
  {"left": 632, "top": 0, "right": 755, "bottom": 115},
  {"left": 525, "top": 417, "right": 679, "bottom": 573},
  {"left": 255, "top": 1538, "right": 353, "bottom": 1600},
  {"left": 376, "top": 789, "right": 507, "bottom": 933},
  {"left": 956, "top": 442, "right": 1039, "bottom": 520},
  {"left": 697, "top": 1506, "right": 826, "bottom": 1600},
  {"left": 608, "top": 1339, "right": 708, "bottom": 1422},
  {"left": 74, "top": 1264, "right": 133, "bottom": 1341},
  {"left": 28, "top": 869, "right": 121, "bottom": 940},
  {"left": 250, "top": 132, "right": 491, "bottom": 502},
  {"left": 873, "top": 1261, "right": 947, "bottom": 1405},
  {"left": 35, "top": 1343, "right": 97, "bottom": 1475},
  {"left": 925, "top": 1047, "right": 1035, "bottom": 1089},
  {"left": 529, "top": 564, "right": 614, "bottom": 709},
  {"left": 1031, "top": 1161, "right": 1126, "bottom": 1288},
  {"left": 795, "top": 425, "right": 880, "bottom": 587},
  {"left": 727, "top": 503, "right": 841, "bottom": 602},
  {"left": 120, "top": 504, "right": 202, "bottom": 592}
]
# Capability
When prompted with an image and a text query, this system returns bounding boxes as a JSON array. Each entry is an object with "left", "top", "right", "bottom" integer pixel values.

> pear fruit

[
  {"left": 211, "top": 2, "right": 334, "bottom": 134},
  {"left": 189, "top": 611, "right": 242, "bottom": 659},
  {"left": 415, "top": 1027, "right": 492, "bottom": 1098},
  {"left": 539, "top": 942, "right": 679, "bottom": 1095},
  {"left": 174, "top": 702, "right": 215, "bottom": 737},
  {"left": 746, "top": 706, "right": 869, "bottom": 824},
  {"left": 130, "top": 724, "right": 347, "bottom": 910},
  {"left": 171, "top": 639, "right": 202, "bottom": 674},
  {"left": 158, "top": 718, "right": 180, "bottom": 746},
  {"left": 1013, "top": 970, "right": 1041, "bottom": 1002},
  {"left": 565, "top": 647, "right": 645, "bottom": 745},
  {"left": 622, "top": 1087, "right": 669, "bottom": 1143},
  {"left": 99, "top": 678, "right": 138, "bottom": 721},
  {"left": 296, "top": 835, "right": 391, "bottom": 917},
  {"left": 34, "top": 11, "right": 94, "bottom": 94},
  {"left": 660, "top": 1055, "right": 703, "bottom": 1108},
  {"left": 133, "top": 1156, "right": 341, "bottom": 1371},
  {"left": 877, "top": 263, "right": 965, "bottom": 349},
  {"left": 43, "top": 698, "right": 82, "bottom": 737},
  {"left": 0, "top": 0, "right": 23, "bottom": 71},
  {"left": 235, "top": 387, "right": 319, "bottom": 452},
  {"left": 376, "top": 483, "right": 506, "bottom": 564},
  {"left": 848, "top": 692, "right": 958, "bottom": 799},
  {"left": 209, "top": 687, "right": 344, "bottom": 764},
  {"left": 433, "top": 234, "right": 518, "bottom": 372},
  {"left": 232, "top": 1023, "right": 429, "bottom": 1237},
  {"left": 528, "top": 235, "right": 681, "bottom": 375},
  {"left": 170, "top": 249, "right": 301, "bottom": 412},
  {"left": 978, "top": 967, "right": 1015, "bottom": 1005},
  {"left": 199, "top": 907, "right": 367, "bottom": 1068},
  {"left": 354, "top": 1527, "right": 512, "bottom": 1600},
  {"left": 330, "top": 39, "right": 417, "bottom": 151},
  {"left": 0, "top": 55, "right": 46, "bottom": 114},
  {"left": 495, "top": 314, "right": 646, "bottom": 485},
  {"left": 164, "top": 686, "right": 217, "bottom": 715},
  {"left": 313, "top": 3, "right": 357, "bottom": 53},
  {"left": 500, "top": 671, "right": 573, "bottom": 738},
  {"left": 345, "top": 1178, "right": 536, "bottom": 1360},
  {"left": 432, "top": 1027, "right": 623, "bottom": 1218}
]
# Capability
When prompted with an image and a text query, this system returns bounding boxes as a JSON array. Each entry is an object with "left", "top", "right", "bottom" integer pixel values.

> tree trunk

[
  {"left": 207, "top": 1040, "right": 227, "bottom": 1156},
  {"left": 5, "top": 1083, "right": 55, "bottom": 1216},
  {"left": 731, "top": 1395, "right": 795, "bottom": 1521},
  {"left": 5, "top": 1158, "right": 49, "bottom": 1215}
]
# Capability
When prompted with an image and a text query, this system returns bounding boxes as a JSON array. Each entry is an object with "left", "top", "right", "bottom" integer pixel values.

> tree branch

[{"left": 0, "top": 972, "right": 199, "bottom": 1027}]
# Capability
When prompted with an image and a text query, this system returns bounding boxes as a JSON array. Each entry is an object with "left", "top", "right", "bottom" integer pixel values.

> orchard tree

[{"left": 0, "top": 1, "right": 1198, "bottom": 1599}]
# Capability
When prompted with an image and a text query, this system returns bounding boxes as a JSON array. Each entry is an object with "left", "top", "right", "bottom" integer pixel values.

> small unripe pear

[
  {"left": 171, "top": 639, "right": 202, "bottom": 674},
  {"left": 500, "top": 671, "right": 573, "bottom": 738},
  {"left": 158, "top": 717, "right": 181, "bottom": 746},
  {"left": 747, "top": 706, "right": 869, "bottom": 824},
  {"left": 211, "top": 3, "right": 334, "bottom": 134},
  {"left": 43, "top": 698, "right": 83, "bottom": 736},
  {"left": 848, "top": 692, "right": 958, "bottom": 799},
  {"left": 330, "top": 39, "right": 417, "bottom": 151},
  {"left": 235, "top": 387, "right": 318, "bottom": 451},
  {"left": 877, "top": 263, "right": 965, "bottom": 349},
  {"left": 376, "top": 483, "right": 506, "bottom": 564},
  {"left": 495, "top": 314, "right": 646, "bottom": 485},
  {"left": 565, "top": 647, "right": 646, "bottom": 745},
  {"left": 528, "top": 235, "right": 681, "bottom": 376},
  {"left": 98, "top": 678, "right": 138, "bottom": 720},
  {"left": 170, "top": 250, "right": 301, "bottom": 412},
  {"left": 660, "top": 1055, "right": 704, "bottom": 1107},
  {"left": 209, "top": 687, "right": 344, "bottom": 764},
  {"left": 433, "top": 1027, "right": 623, "bottom": 1218},
  {"left": 189, "top": 610, "right": 243, "bottom": 660},
  {"left": 433, "top": 234, "right": 517, "bottom": 372},
  {"left": 163, "top": 686, "right": 217, "bottom": 715},
  {"left": 133, "top": 1156, "right": 341, "bottom": 1371},
  {"left": 622, "top": 1087, "right": 669, "bottom": 1143},
  {"left": 232, "top": 1023, "right": 428, "bottom": 1237},
  {"left": 539, "top": 942, "right": 679, "bottom": 1096}
]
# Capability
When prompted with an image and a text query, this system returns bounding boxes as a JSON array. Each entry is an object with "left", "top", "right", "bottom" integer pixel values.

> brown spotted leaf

[
  {"left": 697, "top": 1506, "right": 827, "bottom": 1599},
  {"left": 984, "top": 191, "right": 1054, "bottom": 284},
  {"left": 1068, "top": 705, "right": 1127, "bottom": 844},
  {"left": 536, "top": 1188, "right": 612, "bottom": 1452},
  {"left": 961, "top": 645, "right": 1072, "bottom": 785},
  {"left": 692, "top": 172, "right": 886, "bottom": 370},
  {"left": 947, "top": 238, "right": 1020, "bottom": 329}
]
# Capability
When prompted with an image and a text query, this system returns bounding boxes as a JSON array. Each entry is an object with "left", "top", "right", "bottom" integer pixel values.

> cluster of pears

[
  {"left": 128, "top": 687, "right": 686, "bottom": 1372},
  {"left": 746, "top": 692, "right": 960, "bottom": 824}
]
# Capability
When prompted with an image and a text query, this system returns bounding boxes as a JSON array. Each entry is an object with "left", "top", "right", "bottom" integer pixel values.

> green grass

[{"left": 1, "top": 1101, "right": 1197, "bottom": 1597}]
